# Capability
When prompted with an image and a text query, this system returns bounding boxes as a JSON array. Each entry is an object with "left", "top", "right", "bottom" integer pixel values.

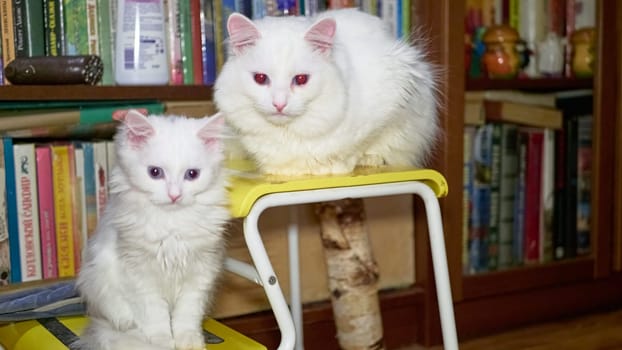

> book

[
  {"left": 85, "top": 0, "right": 99, "bottom": 55},
  {"left": 464, "top": 92, "right": 485, "bottom": 126},
  {"left": 35, "top": 145, "right": 58, "bottom": 280},
  {"left": 163, "top": 100, "right": 217, "bottom": 118},
  {"left": 73, "top": 145, "right": 87, "bottom": 259},
  {"left": 12, "top": 143, "right": 43, "bottom": 282},
  {"left": 95, "top": 0, "right": 114, "bottom": 84},
  {"left": 486, "top": 123, "right": 502, "bottom": 271},
  {"left": 63, "top": 0, "right": 89, "bottom": 54},
  {"left": 43, "top": 0, "right": 66, "bottom": 56},
  {"left": 92, "top": 141, "right": 108, "bottom": 219},
  {"left": 0, "top": 139, "right": 10, "bottom": 285},
  {"left": 80, "top": 142, "right": 97, "bottom": 237},
  {"left": 178, "top": 0, "right": 194, "bottom": 84},
  {"left": 50, "top": 143, "right": 78, "bottom": 277},
  {"left": 521, "top": 128, "right": 544, "bottom": 265},
  {"left": 483, "top": 100, "right": 563, "bottom": 129},
  {"left": 463, "top": 125, "right": 476, "bottom": 274},
  {"left": 3, "top": 138, "right": 21, "bottom": 283},
  {"left": 513, "top": 130, "right": 526, "bottom": 266},
  {"left": 12, "top": 0, "right": 46, "bottom": 57},
  {"left": 497, "top": 123, "right": 519, "bottom": 269},
  {"left": 201, "top": 0, "right": 217, "bottom": 85},
  {"left": 539, "top": 128, "right": 555, "bottom": 263},
  {"left": 1, "top": 0, "right": 16, "bottom": 84},
  {"left": 0, "top": 101, "right": 165, "bottom": 133},
  {"left": 164, "top": 0, "right": 183, "bottom": 84},
  {"left": 479, "top": 89, "right": 594, "bottom": 109},
  {"left": 576, "top": 114, "right": 592, "bottom": 255},
  {"left": 190, "top": 0, "right": 204, "bottom": 84}
]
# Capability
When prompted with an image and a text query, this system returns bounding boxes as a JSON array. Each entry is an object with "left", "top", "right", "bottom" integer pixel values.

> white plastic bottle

[{"left": 114, "top": 0, "right": 169, "bottom": 85}]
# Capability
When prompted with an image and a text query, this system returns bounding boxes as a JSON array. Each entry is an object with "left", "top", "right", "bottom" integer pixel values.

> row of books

[
  {"left": 0, "top": 0, "right": 410, "bottom": 86},
  {"left": 0, "top": 99, "right": 219, "bottom": 285},
  {"left": 462, "top": 89, "right": 593, "bottom": 274},
  {"left": 465, "top": 0, "right": 596, "bottom": 79}
]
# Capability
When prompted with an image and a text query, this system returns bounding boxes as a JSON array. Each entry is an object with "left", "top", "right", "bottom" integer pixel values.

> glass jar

[
  {"left": 571, "top": 27, "right": 596, "bottom": 78},
  {"left": 482, "top": 25, "right": 521, "bottom": 79}
]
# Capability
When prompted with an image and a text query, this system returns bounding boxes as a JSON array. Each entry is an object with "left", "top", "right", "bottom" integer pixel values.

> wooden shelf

[
  {"left": 462, "top": 257, "right": 594, "bottom": 300},
  {"left": 466, "top": 77, "right": 593, "bottom": 91},
  {"left": 0, "top": 85, "right": 214, "bottom": 101}
]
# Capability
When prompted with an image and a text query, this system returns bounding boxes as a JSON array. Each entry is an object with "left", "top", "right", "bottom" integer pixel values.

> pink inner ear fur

[
  {"left": 198, "top": 116, "right": 225, "bottom": 151},
  {"left": 228, "top": 13, "right": 261, "bottom": 55},
  {"left": 124, "top": 110, "right": 154, "bottom": 145},
  {"left": 304, "top": 18, "right": 336, "bottom": 53}
]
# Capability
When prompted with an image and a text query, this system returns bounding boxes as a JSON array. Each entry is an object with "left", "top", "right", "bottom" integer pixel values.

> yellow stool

[{"left": 224, "top": 163, "right": 458, "bottom": 350}]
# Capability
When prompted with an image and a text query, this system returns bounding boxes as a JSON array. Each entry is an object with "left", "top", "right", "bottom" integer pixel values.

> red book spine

[
  {"left": 523, "top": 129, "right": 544, "bottom": 264},
  {"left": 190, "top": 0, "right": 204, "bottom": 85},
  {"left": 36, "top": 146, "right": 58, "bottom": 279}
]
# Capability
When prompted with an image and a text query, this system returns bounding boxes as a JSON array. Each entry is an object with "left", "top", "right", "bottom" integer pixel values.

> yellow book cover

[
  {"left": 0, "top": 316, "right": 267, "bottom": 350},
  {"left": 50, "top": 144, "right": 78, "bottom": 278}
]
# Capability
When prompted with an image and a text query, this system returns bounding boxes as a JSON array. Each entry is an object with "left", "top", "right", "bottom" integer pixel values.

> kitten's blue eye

[
  {"left": 148, "top": 166, "right": 164, "bottom": 179},
  {"left": 253, "top": 73, "right": 269, "bottom": 85},
  {"left": 293, "top": 74, "right": 309, "bottom": 86},
  {"left": 184, "top": 169, "right": 200, "bottom": 180}
]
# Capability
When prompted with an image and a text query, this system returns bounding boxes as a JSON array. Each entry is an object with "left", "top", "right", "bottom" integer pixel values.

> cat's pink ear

[
  {"left": 228, "top": 13, "right": 260, "bottom": 56},
  {"left": 304, "top": 18, "right": 336, "bottom": 54},
  {"left": 198, "top": 114, "right": 225, "bottom": 152},
  {"left": 122, "top": 109, "right": 154, "bottom": 146}
]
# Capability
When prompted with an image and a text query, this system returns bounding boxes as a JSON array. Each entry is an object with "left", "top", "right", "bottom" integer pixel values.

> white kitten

[
  {"left": 76, "top": 110, "right": 230, "bottom": 350},
  {"left": 214, "top": 9, "right": 439, "bottom": 176}
]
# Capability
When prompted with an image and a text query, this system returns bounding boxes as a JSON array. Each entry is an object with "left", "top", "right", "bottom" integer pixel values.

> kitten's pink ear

[
  {"left": 304, "top": 18, "right": 336, "bottom": 54},
  {"left": 121, "top": 109, "right": 154, "bottom": 146},
  {"left": 228, "top": 13, "right": 260, "bottom": 56},
  {"left": 198, "top": 114, "right": 225, "bottom": 152}
]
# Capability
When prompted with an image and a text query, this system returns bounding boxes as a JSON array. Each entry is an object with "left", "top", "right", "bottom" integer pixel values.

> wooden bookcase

[{"left": 0, "top": 1, "right": 620, "bottom": 349}]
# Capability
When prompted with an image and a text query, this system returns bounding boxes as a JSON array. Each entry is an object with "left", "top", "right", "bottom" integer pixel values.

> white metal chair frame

[{"left": 225, "top": 180, "right": 458, "bottom": 350}]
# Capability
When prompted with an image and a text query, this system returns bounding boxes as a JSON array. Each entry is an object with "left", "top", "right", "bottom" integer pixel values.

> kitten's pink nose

[
  {"left": 169, "top": 193, "right": 181, "bottom": 203},
  {"left": 273, "top": 102, "right": 286, "bottom": 113}
]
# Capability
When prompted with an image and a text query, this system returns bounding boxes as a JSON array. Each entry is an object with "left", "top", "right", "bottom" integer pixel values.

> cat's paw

[
  {"left": 358, "top": 154, "right": 386, "bottom": 167},
  {"left": 174, "top": 330, "right": 205, "bottom": 350},
  {"left": 106, "top": 306, "right": 135, "bottom": 331},
  {"left": 145, "top": 332, "right": 175, "bottom": 349}
]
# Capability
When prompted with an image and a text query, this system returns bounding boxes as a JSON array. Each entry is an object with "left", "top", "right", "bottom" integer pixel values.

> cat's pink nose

[
  {"left": 169, "top": 194, "right": 181, "bottom": 203},
  {"left": 273, "top": 102, "right": 286, "bottom": 113}
]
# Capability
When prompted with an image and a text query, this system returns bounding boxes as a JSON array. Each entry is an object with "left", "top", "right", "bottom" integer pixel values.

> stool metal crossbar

[{"left": 224, "top": 163, "right": 458, "bottom": 350}]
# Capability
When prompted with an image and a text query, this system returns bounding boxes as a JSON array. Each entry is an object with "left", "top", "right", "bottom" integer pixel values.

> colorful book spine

[
  {"left": 164, "top": 0, "right": 183, "bottom": 84},
  {"left": 96, "top": 0, "right": 114, "bottom": 84},
  {"left": 3, "top": 138, "right": 21, "bottom": 283},
  {"left": 81, "top": 142, "right": 98, "bottom": 237},
  {"left": 498, "top": 123, "right": 518, "bottom": 269},
  {"left": 522, "top": 128, "right": 544, "bottom": 264},
  {"left": 513, "top": 131, "right": 526, "bottom": 266},
  {"left": 92, "top": 141, "right": 108, "bottom": 218},
  {"left": 13, "top": 0, "right": 46, "bottom": 57},
  {"left": 35, "top": 145, "right": 58, "bottom": 279},
  {"left": 201, "top": 0, "right": 217, "bottom": 84},
  {"left": 43, "top": 0, "right": 66, "bottom": 56},
  {"left": 539, "top": 128, "right": 555, "bottom": 263},
  {"left": 178, "top": 0, "right": 194, "bottom": 84},
  {"left": 190, "top": 0, "right": 204, "bottom": 84},
  {"left": 486, "top": 123, "right": 502, "bottom": 271},
  {"left": 463, "top": 125, "right": 476, "bottom": 274},
  {"left": 86, "top": 0, "right": 99, "bottom": 54},
  {"left": 0, "top": 139, "right": 11, "bottom": 284},
  {"left": 73, "top": 145, "right": 87, "bottom": 259},
  {"left": 13, "top": 143, "right": 42, "bottom": 282},
  {"left": 51, "top": 143, "right": 77, "bottom": 277},
  {"left": 576, "top": 114, "right": 592, "bottom": 255},
  {"left": 1, "top": 0, "right": 16, "bottom": 84},
  {"left": 63, "top": 0, "right": 89, "bottom": 54}
]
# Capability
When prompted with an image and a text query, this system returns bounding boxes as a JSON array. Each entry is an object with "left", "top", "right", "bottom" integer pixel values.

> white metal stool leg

[
  {"left": 287, "top": 206, "right": 304, "bottom": 350},
  {"left": 244, "top": 206, "right": 297, "bottom": 350},
  {"left": 412, "top": 182, "right": 459, "bottom": 350}
]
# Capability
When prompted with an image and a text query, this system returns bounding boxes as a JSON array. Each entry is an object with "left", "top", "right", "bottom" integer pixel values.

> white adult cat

[
  {"left": 214, "top": 9, "right": 439, "bottom": 176},
  {"left": 76, "top": 110, "right": 230, "bottom": 350}
]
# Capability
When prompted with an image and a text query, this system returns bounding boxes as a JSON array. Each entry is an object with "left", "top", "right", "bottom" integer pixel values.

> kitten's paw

[
  {"left": 358, "top": 154, "right": 386, "bottom": 167},
  {"left": 107, "top": 306, "right": 135, "bottom": 331},
  {"left": 145, "top": 333, "right": 175, "bottom": 349},
  {"left": 174, "top": 330, "right": 205, "bottom": 350}
]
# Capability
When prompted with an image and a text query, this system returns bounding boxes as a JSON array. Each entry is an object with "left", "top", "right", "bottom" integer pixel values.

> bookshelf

[{"left": 0, "top": 2, "right": 619, "bottom": 350}]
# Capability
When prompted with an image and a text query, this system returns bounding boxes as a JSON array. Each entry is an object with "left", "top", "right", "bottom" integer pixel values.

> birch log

[{"left": 315, "top": 198, "right": 385, "bottom": 350}]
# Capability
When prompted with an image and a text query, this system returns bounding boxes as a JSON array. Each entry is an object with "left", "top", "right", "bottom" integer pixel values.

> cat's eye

[
  {"left": 293, "top": 74, "right": 309, "bottom": 86},
  {"left": 253, "top": 73, "right": 269, "bottom": 85},
  {"left": 148, "top": 166, "right": 164, "bottom": 179},
  {"left": 185, "top": 169, "right": 200, "bottom": 180}
]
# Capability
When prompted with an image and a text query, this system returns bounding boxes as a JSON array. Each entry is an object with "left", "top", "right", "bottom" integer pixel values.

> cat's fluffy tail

[{"left": 73, "top": 318, "right": 173, "bottom": 350}]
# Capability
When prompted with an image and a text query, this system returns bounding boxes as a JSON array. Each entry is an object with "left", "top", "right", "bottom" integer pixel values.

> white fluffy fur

[
  {"left": 214, "top": 9, "right": 439, "bottom": 176},
  {"left": 75, "top": 111, "right": 230, "bottom": 350}
]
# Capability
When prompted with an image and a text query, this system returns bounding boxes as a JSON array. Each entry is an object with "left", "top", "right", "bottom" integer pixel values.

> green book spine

[
  {"left": 178, "top": 0, "right": 194, "bottom": 85},
  {"left": 78, "top": 101, "right": 165, "bottom": 124},
  {"left": 95, "top": 0, "right": 113, "bottom": 84},
  {"left": 62, "top": 0, "right": 88, "bottom": 54},
  {"left": 13, "top": 0, "right": 45, "bottom": 57}
]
